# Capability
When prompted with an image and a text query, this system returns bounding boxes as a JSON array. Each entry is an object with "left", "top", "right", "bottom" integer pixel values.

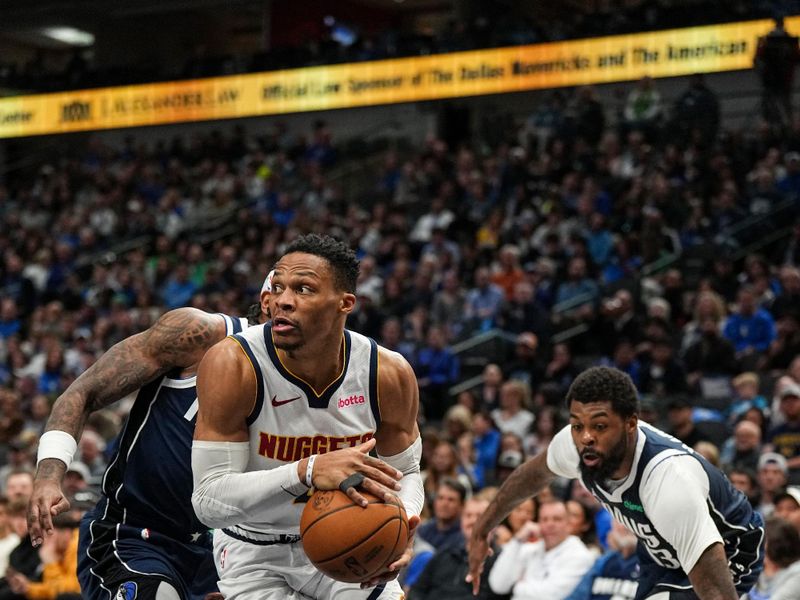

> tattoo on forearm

[{"left": 44, "top": 310, "right": 221, "bottom": 437}]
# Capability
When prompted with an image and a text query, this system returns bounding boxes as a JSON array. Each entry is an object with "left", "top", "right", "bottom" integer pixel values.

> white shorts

[{"left": 213, "top": 529, "right": 404, "bottom": 600}]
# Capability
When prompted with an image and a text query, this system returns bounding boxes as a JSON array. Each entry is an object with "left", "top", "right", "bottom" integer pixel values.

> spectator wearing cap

[
  {"left": 758, "top": 452, "right": 789, "bottom": 517},
  {"left": 767, "top": 383, "right": 800, "bottom": 484},
  {"left": 62, "top": 462, "right": 90, "bottom": 498},
  {"left": 774, "top": 486, "right": 800, "bottom": 530},
  {"left": 77, "top": 430, "right": 107, "bottom": 478},
  {"left": 723, "top": 285, "right": 777, "bottom": 368},
  {"left": 493, "top": 449, "right": 524, "bottom": 486}
]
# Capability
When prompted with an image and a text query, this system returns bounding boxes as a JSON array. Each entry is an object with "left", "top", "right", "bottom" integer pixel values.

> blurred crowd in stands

[
  {"left": 2, "top": 67, "right": 800, "bottom": 597},
  {"left": 1, "top": 1, "right": 798, "bottom": 93}
]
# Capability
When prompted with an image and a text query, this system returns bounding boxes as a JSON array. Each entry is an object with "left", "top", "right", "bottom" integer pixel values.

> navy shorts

[{"left": 78, "top": 498, "right": 218, "bottom": 600}]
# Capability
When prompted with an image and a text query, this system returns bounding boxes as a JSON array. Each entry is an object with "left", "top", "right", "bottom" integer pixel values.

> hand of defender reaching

[{"left": 301, "top": 438, "right": 403, "bottom": 507}]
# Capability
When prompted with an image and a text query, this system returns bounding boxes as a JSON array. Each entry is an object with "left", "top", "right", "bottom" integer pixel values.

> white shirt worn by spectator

[
  {"left": 488, "top": 534, "right": 595, "bottom": 600},
  {"left": 491, "top": 408, "right": 535, "bottom": 441},
  {"left": 0, "top": 531, "right": 20, "bottom": 574}
]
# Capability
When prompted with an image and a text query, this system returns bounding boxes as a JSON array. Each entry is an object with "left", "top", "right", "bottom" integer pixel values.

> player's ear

[
  {"left": 627, "top": 414, "right": 639, "bottom": 432},
  {"left": 339, "top": 292, "right": 356, "bottom": 314},
  {"left": 260, "top": 290, "right": 271, "bottom": 317}
]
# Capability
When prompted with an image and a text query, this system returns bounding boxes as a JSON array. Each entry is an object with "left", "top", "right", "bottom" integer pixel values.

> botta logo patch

[{"left": 338, "top": 394, "right": 365, "bottom": 409}]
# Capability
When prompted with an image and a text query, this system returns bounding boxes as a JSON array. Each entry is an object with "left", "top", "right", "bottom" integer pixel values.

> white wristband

[
  {"left": 305, "top": 454, "right": 318, "bottom": 488},
  {"left": 36, "top": 430, "right": 78, "bottom": 469}
]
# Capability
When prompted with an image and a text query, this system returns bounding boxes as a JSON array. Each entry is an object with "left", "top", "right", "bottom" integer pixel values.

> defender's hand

[
  {"left": 466, "top": 530, "right": 493, "bottom": 595},
  {"left": 27, "top": 477, "right": 71, "bottom": 547}
]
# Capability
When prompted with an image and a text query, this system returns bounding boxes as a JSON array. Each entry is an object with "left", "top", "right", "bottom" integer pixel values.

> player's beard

[
  {"left": 272, "top": 327, "right": 305, "bottom": 352},
  {"left": 578, "top": 432, "right": 629, "bottom": 486}
]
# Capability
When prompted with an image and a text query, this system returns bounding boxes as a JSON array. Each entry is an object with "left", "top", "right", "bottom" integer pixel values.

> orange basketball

[{"left": 300, "top": 489, "right": 409, "bottom": 583}]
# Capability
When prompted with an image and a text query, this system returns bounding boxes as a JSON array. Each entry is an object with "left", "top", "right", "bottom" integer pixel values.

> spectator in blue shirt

[
  {"left": 416, "top": 478, "right": 467, "bottom": 551},
  {"left": 160, "top": 263, "right": 197, "bottom": 309},
  {"left": 472, "top": 411, "right": 501, "bottom": 479},
  {"left": 463, "top": 266, "right": 506, "bottom": 333},
  {"left": 0, "top": 299, "right": 22, "bottom": 340},
  {"left": 415, "top": 325, "right": 460, "bottom": 422},
  {"left": 723, "top": 285, "right": 777, "bottom": 364}
]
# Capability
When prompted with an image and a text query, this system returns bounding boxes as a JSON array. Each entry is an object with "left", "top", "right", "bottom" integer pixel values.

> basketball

[{"left": 300, "top": 489, "right": 409, "bottom": 583}]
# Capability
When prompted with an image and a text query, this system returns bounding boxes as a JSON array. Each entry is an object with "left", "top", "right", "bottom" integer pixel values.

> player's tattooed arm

[
  {"left": 37, "top": 308, "right": 225, "bottom": 479},
  {"left": 688, "top": 542, "right": 739, "bottom": 600}
]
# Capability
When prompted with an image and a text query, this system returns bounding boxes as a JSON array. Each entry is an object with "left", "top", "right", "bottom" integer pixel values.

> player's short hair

[
  {"left": 566, "top": 366, "right": 639, "bottom": 419},
  {"left": 283, "top": 234, "right": 359, "bottom": 293}
]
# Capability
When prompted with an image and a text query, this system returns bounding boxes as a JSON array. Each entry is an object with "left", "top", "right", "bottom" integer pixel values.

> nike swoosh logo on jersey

[{"left": 271, "top": 394, "right": 301, "bottom": 407}]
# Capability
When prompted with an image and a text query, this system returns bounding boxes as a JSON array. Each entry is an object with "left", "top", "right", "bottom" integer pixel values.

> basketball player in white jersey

[{"left": 191, "top": 234, "right": 424, "bottom": 600}]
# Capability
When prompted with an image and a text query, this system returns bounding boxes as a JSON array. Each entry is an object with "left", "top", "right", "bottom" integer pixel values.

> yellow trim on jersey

[
  {"left": 271, "top": 331, "right": 348, "bottom": 398},
  {"left": 228, "top": 335, "right": 259, "bottom": 419}
]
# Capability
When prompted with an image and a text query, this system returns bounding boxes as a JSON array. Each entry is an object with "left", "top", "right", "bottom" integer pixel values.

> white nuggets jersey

[{"left": 229, "top": 323, "right": 380, "bottom": 534}]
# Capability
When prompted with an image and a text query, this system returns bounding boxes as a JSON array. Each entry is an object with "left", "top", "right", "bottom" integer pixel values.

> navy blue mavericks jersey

[
  {"left": 554, "top": 423, "right": 764, "bottom": 599},
  {"left": 547, "top": 422, "right": 764, "bottom": 599},
  {"left": 99, "top": 314, "right": 249, "bottom": 540}
]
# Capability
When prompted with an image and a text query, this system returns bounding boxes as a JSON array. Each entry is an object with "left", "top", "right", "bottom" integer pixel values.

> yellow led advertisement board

[{"left": 0, "top": 17, "right": 787, "bottom": 138}]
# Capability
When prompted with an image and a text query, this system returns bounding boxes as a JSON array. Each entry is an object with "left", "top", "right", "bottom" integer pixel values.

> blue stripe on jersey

[
  {"left": 262, "top": 325, "right": 352, "bottom": 409},
  {"left": 231, "top": 316, "right": 243, "bottom": 334},
  {"left": 366, "top": 583, "right": 386, "bottom": 600},
  {"left": 218, "top": 312, "right": 244, "bottom": 335},
  {"left": 233, "top": 333, "right": 266, "bottom": 427},
  {"left": 368, "top": 337, "right": 381, "bottom": 427}
]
